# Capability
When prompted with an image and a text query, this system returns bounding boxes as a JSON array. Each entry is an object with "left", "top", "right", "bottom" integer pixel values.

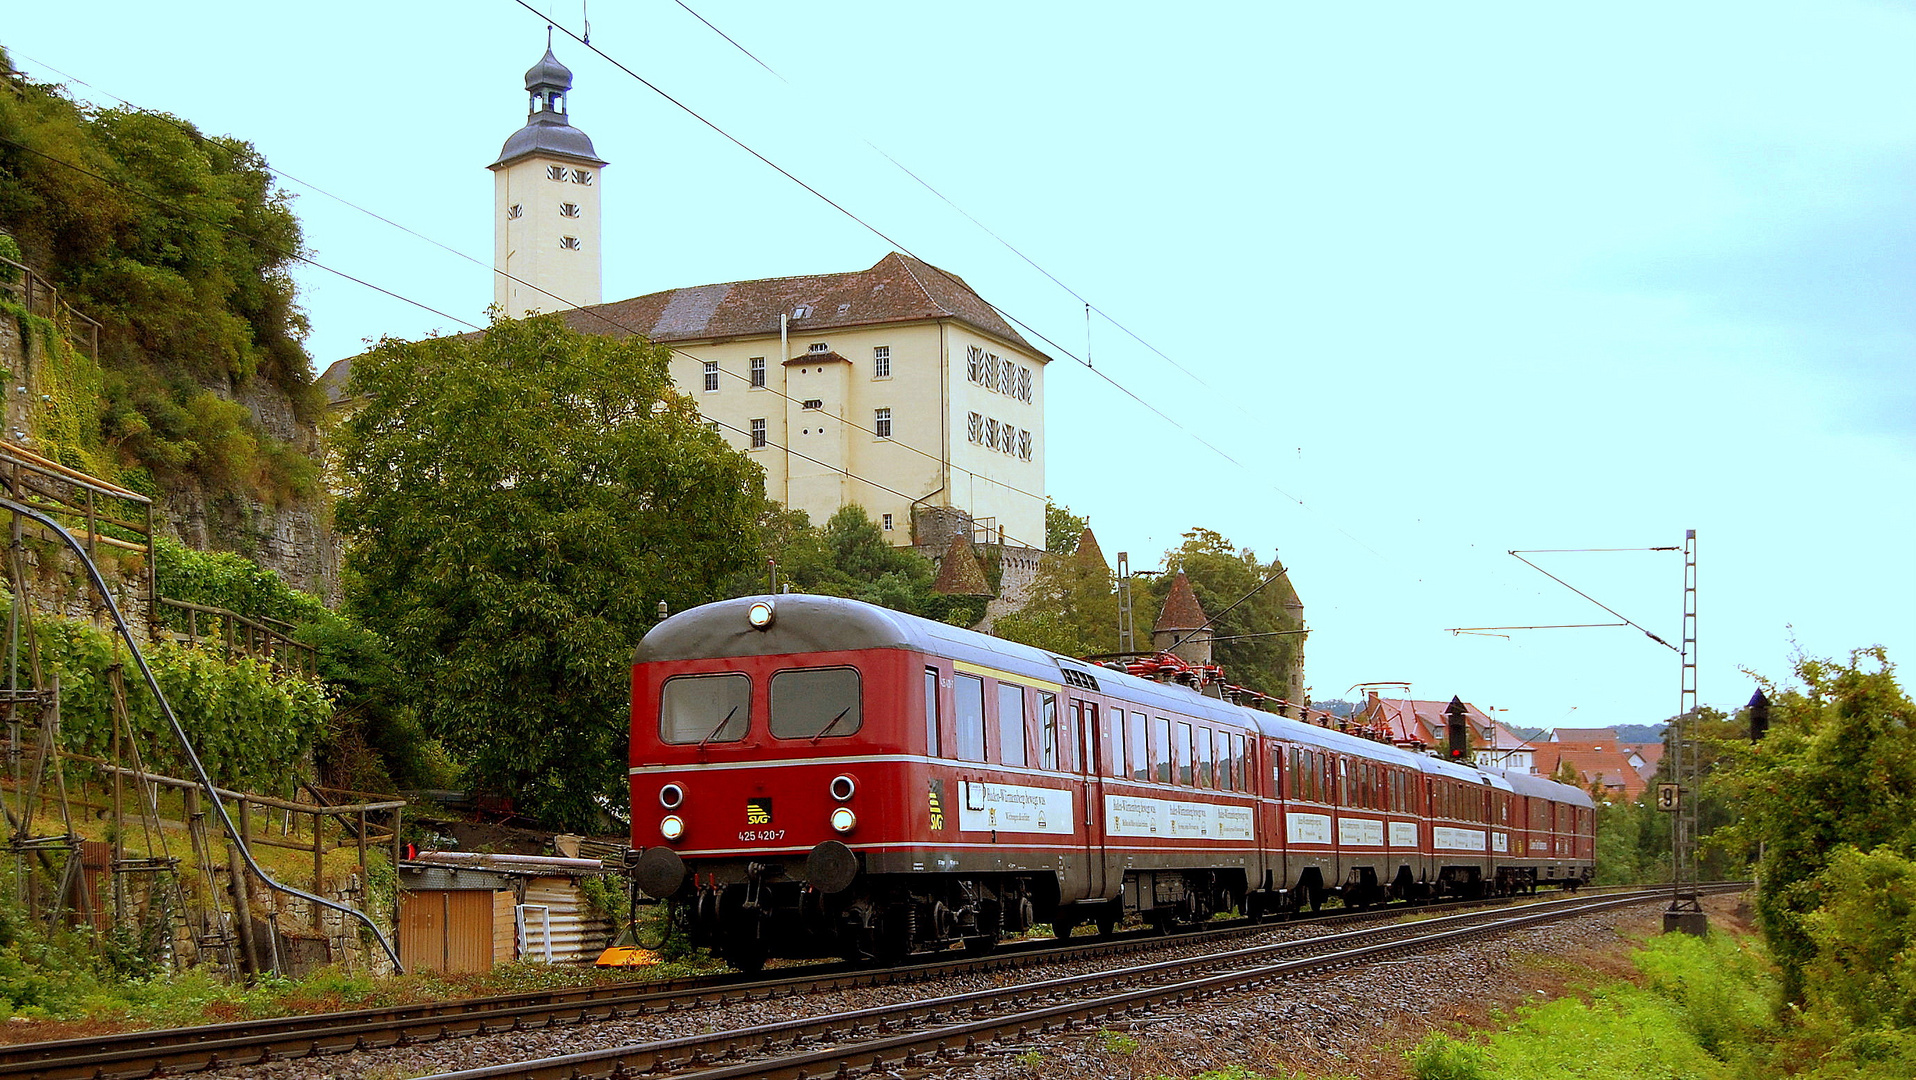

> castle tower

[
  {"left": 1152, "top": 571, "right": 1212, "bottom": 667},
  {"left": 491, "top": 43, "right": 606, "bottom": 316}
]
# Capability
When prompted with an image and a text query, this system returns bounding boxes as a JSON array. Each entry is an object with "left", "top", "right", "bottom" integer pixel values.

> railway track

[
  {"left": 425, "top": 883, "right": 1740, "bottom": 1080},
  {"left": 0, "top": 884, "right": 1734, "bottom": 1080}
]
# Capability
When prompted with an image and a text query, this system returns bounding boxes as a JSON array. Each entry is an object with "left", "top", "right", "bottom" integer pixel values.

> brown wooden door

[{"left": 398, "top": 890, "right": 495, "bottom": 973}]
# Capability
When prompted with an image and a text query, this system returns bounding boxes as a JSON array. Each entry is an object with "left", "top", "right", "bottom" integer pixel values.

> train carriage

[{"left": 629, "top": 594, "right": 1595, "bottom": 970}]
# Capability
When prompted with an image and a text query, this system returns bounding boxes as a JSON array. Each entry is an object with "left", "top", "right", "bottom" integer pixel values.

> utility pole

[{"left": 1665, "top": 529, "right": 1706, "bottom": 935}]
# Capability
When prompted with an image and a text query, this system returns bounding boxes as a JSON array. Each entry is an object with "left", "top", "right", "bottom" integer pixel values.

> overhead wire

[
  {"left": 12, "top": 52, "right": 1074, "bottom": 520},
  {"left": 515, "top": 4, "right": 1361, "bottom": 535},
  {"left": 0, "top": 71, "right": 1056, "bottom": 549},
  {"left": 661, "top": 0, "right": 1259, "bottom": 418}
]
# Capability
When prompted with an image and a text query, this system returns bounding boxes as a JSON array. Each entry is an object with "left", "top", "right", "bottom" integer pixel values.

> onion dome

[{"left": 491, "top": 44, "right": 607, "bottom": 169}]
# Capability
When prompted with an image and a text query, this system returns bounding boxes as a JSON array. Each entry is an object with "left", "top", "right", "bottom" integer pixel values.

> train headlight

[
  {"left": 660, "top": 814, "right": 686, "bottom": 841},
  {"left": 659, "top": 783, "right": 685, "bottom": 809},
  {"left": 747, "top": 601, "right": 775, "bottom": 630},
  {"left": 830, "top": 807, "right": 857, "bottom": 834},
  {"left": 830, "top": 774, "right": 856, "bottom": 801}
]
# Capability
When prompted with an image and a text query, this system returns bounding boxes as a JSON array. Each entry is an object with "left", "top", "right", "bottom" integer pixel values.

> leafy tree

[
  {"left": 742, "top": 505, "right": 987, "bottom": 627},
  {"left": 994, "top": 528, "right": 1116, "bottom": 658},
  {"left": 336, "top": 314, "right": 765, "bottom": 829},
  {"left": 1140, "top": 528, "right": 1305, "bottom": 700},
  {"left": 1711, "top": 647, "right": 1916, "bottom": 1003},
  {"left": 1044, "top": 499, "right": 1086, "bottom": 554}
]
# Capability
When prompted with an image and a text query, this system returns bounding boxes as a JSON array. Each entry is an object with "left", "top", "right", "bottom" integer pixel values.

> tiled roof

[
  {"left": 555, "top": 253, "right": 1042, "bottom": 357},
  {"left": 1533, "top": 746, "right": 1648, "bottom": 799},
  {"left": 1552, "top": 727, "right": 1620, "bottom": 743},
  {"left": 1075, "top": 527, "right": 1106, "bottom": 571},
  {"left": 1153, "top": 572, "right": 1208, "bottom": 632},
  {"left": 931, "top": 534, "right": 994, "bottom": 596}
]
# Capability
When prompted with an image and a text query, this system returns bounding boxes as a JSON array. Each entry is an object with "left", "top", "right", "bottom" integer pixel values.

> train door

[{"left": 1071, "top": 699, "right": 1109, "bottom": 899}]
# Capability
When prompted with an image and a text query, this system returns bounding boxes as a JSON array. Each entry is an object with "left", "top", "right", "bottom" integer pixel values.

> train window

[
  {"left": 1178, "top": 723, "right": 1197, "bottom": 785},
  {"left": 659, "top": 673, "right": 751, "bottom": 744},
  {"left": 998, "top": 684, "right": 1029, "bottom": 767},
  {"left": 955, "top": 674, "right": 987, "bottom": 761},
  {"left": 1154, "top": 717, "right": 1173, "bottom": 783},
  {"left": 924, "top": 668, "right": 941, "bottom": 757},
  {"left": 1300, "top": 750, "right": 1315, "bottom": 801},
  {"left": 1108, "top": 708, "right": 1126, "bottom": 779},
  {"left": 1194, "top": 727, "right": 1213, "bottom": 788},
  {"left": 1126, "top": 710, "right": 1148, "bottom": 780},
  {"left": 1039, "top": 692, "right": 1060, "bottom": 770},
  {"left": 1216, "top": 730, "right": 1233, "bottom": 790},
  {"left": 769, "top": 667, "right": 862, "bottom": 739}
]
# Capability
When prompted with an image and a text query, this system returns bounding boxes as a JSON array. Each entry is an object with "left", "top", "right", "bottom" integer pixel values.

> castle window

[
  {"left": 1019, "top": 429, "right": 1032, "bottom": 461},
  {"left": 749, "top": 357, "right": 765, "bottom": 387},
  {"left": 570, "top": 168, "right": 593, "bottom": 184},
  {"left": 506, "top": 204, "right": 523, "bottom": 220},
  {"left": 986, "top": 417, "right": 1000, "bottom": 449},
  {"left": 872, "top": 346, "right": 891, "bottom": 379},
  {"left": 874, "top": 408, "right": 891, "bottom": 439},
  {"left": 882, "top": 514, "right": 894, "bottom": 531},
  {"left": 706, "top": 420, "right": 720, "bottom": 434},
  {"left": 1000, "top": 419, "right": 1015, "bottom": 454},
  {"left": 983, "top": 353, "right": 1000, "bottom": 391},
  {"left": 560, "top": 202, "right": 581, "bottom": 218},
  {"left": 1018, "top": 366, "right": 1032, "bottom": 403},
  {"left": 750, "top": 418, "right": 766, "bottom": 448},
  {"left": 702, "top": 361, "right": 719, "bottom": 392},
  {"left": 808, "top": 342, "right": 829, "bottom": 354},
  {"left": 966, "top": 345, "right": 982, "bottom": 384},
  {"left": 1001, "top": 357, "right": 1015, "bottom": 395},
  {"left": 547, "top": 165, "right": 566, "bottom": 181},
  {"left": 967, "top": 412, "right": 982, "bottom": 443},
  {"left": 802, "top": 398, "right": 823, "bottom": 411},
  {"left": 559, "top": 236, "right": 582, "bottom": 250}
]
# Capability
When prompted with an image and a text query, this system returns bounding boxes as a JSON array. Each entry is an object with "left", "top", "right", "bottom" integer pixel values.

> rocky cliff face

[
  {"left": 1, "top": 308, "right": 339, "bottom": 606},
  {"left": 156, "top": 374, "right": 339, "bottom": 604}
]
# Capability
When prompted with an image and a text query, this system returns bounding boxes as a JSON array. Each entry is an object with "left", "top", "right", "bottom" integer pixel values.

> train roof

[{"left": 636, "top": 595, "right": 1593, "bottom": 807}]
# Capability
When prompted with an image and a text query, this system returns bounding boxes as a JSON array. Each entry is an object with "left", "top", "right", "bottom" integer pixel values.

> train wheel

[{"left": 1053, "top": 917, "right": 1080, "bottom": 940}]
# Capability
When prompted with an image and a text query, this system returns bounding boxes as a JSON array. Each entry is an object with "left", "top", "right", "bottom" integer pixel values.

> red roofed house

[
  {"left": 1359, "top": 694, "right": 1535, "bottom": 772},
  {"left": 1537, "top": 729, "right": 1650, "bottom": 801}
]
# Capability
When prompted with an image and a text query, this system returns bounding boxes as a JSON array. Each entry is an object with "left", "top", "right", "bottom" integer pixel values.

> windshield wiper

[
  {"left": 699, "top": 706, "right": 739, "bottom": 748},
  {"left": 810, "top": 706, "right": 854, "bottom": 744}
]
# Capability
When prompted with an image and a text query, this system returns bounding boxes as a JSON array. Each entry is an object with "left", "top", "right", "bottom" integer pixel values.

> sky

[{"left": 7, "top": 2, "right": 1914, "bottom": 732}]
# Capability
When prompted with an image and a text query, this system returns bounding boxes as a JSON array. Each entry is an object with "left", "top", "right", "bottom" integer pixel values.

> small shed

[{"left": 397, "top": 852, "right": 618, "bottom": 973}]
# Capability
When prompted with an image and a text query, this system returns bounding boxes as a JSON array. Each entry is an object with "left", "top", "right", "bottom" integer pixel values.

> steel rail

[
  {"left": 424, "top": 885, "right": 1741, "bottom": 1080},
  {"left": 0, "top": 885, "right": 1665, "bottom": 1080}
]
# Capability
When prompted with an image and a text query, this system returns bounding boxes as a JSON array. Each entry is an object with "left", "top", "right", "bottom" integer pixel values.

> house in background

[
  {"left": 1537, "top": 728, "right": 1651, "bottom": 801},
  {"left": 1360, "top": 693, "right": 1535, "bottom": 772}
]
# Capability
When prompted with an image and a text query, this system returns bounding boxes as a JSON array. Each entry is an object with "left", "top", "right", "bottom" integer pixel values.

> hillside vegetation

[{"left": 0, "top": 47, "right": 318, "bottom": 503}]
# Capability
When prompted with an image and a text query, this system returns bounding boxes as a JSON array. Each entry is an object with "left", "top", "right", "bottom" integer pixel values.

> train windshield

[
  {"left": 660, "top": 673, "right": 751, "bottom": 744},
  {"left": 770, "top": 667, "right": 863, "bottom": 739}
]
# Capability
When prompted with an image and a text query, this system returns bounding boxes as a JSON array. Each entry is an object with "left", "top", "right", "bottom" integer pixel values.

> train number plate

[{"left": 737, "top": 829, "right": 786, "bottom": 842}]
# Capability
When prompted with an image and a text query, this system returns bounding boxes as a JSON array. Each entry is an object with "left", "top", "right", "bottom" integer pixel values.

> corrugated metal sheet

[
  {"left": 401, "top": 865, "right": 513, "bottom": 891},
  {"left": 399, "top": 890, "right": 499, "bottom": 973},
  {"left": 518, "top": 877, "right": 614, "bottom": 964}
]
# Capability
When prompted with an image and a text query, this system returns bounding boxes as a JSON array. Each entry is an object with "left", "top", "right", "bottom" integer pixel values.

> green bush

[
  {"left": 37, "top": 617, "right": 330, "bottom": 794},
  {"left": 1404, "top": 1033, "right": 1490, "bottom": 1080}
]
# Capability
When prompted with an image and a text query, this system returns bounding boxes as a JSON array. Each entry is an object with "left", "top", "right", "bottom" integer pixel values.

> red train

[{"left": 629, "top": 595, "right": 1595, "bottom": 970}]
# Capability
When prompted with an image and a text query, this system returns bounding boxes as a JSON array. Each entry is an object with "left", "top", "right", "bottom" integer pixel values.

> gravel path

[
  {"left": 967, "top": 892, "right": 1753, "bottom": 1080},
  {"left": 210, "top": 892, "right": 1744, "bottom": 1080}
]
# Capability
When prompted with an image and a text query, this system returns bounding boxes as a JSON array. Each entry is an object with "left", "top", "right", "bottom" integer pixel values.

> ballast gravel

[{"left": 203, "top": 893, "right": 1742, "bottom": 1080}]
